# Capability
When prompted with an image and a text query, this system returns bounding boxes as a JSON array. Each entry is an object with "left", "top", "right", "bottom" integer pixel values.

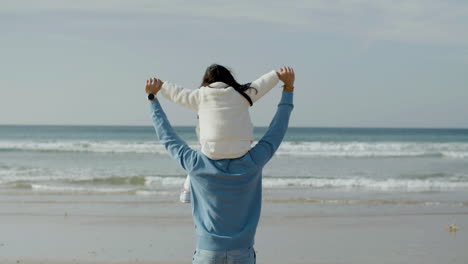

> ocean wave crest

[
  {"left": 262, "top": 176, "right": 468, "bottom": 190},
  {"left": 1, "top": 174, "right": 468, "bottom": 193},
  {"left": 275, "top": 142, "right": 468, "bottom": 158},
  {"left": 1, "top": 140, "right": 468, "bottom": 158},
  {"left": 0, "top": 140, "right": 170, "bottom": 154},
  {"left": 30, "top": 184, "right": 133, "bottom": 194}
]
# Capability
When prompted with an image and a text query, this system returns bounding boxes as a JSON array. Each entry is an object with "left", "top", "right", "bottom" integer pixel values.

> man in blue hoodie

[{"left": 146, "top": 67, "right": 295, "bottom": 264}]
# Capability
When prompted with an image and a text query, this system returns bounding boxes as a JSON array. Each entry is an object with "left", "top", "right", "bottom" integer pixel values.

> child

[{"left": 157, "top": 64, "right": 286, "bottom": 203}]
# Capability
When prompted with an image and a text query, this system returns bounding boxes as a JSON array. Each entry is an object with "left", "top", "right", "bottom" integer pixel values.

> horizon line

[{"left": 1, "top": 124, "right": 467, "bottom": 130}]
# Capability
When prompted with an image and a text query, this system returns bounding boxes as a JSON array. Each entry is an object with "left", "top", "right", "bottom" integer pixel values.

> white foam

[
  {"left": 145, "top": 176, "right": 186, "bottom": 186},
  {"left": 135, "top": 190, "right": 176, "bottom": 196},
  {"left": 441, "top": 151, "right": 468, "bottom": 159},
  {"left": 1, "top": 140, "right": 468, "bottom": 158},
  {"left": 3, "top": 175, "right": 467, "bottom": 193},
  {"left": 0, "top": 140, "right": 177, "bottom": 154},
  {"left": 275, "top": 141, "right": 468, "bottom": 158},
  {"left": 0, "top": 166, "right": 101, "bottom": 183},
  {"left": 30, "top": 184, "right": 133, "bottom": 194},
  {"left": 263, "top": 177, "right": 468, "bottom": 190}
]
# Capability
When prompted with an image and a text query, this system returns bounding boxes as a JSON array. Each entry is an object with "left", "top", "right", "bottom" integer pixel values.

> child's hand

[
  {"left": 276, "top": 67, "right": 295, "bottom": 88},
  {"left": 145, "top": 78, "right": 163, "bottom": 94}
]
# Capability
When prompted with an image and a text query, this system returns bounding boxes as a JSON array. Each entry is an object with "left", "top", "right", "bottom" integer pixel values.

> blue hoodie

[{"left": 150, "top": 91, "right": 294, "bottom": 250}]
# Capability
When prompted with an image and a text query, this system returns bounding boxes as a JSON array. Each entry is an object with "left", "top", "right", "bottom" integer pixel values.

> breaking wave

[
  {"left": 1, "top": 172, "right": 468, "bottom": 194},
  {"left": 1, "top": 140, "right": 468, "bottom": 158}
]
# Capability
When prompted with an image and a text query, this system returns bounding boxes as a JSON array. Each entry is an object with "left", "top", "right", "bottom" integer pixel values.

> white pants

[{"left": 184, "top": 174, "right": 191, "bottom": 191}]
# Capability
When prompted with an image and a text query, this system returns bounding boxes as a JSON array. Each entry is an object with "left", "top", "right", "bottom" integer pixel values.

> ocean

[{"left": 1, "top": 125, "right": 468, "bottom": 206}]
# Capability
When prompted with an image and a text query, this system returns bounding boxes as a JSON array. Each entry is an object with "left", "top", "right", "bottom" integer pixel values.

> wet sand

[{"left": 1, "top": 195, "right": 467, "bottom": 264}]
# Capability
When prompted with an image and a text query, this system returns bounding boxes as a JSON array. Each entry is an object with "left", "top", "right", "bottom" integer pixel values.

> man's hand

[
  {"left": 276, "top": 67, "right": 295, "bottom": 90},
  {"left": 145, "top": 78, "right": 163, "bottom": 95}
]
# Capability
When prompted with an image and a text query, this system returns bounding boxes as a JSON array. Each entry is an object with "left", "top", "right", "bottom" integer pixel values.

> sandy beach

[{"left": 1, "top": 193, "right": 467, "bottom": 264}]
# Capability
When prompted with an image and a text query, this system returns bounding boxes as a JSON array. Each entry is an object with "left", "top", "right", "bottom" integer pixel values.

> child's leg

[
  {"left": 184, "top": 174, "right": 191, "bottom": 191},
  {"left": 179, "top": 174, "right": 191, "bottom": 203}
]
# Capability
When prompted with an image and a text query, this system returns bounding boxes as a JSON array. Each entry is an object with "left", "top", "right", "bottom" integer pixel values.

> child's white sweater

[{"left": 160, "top": 70, "right": 279, "bottom": 160}]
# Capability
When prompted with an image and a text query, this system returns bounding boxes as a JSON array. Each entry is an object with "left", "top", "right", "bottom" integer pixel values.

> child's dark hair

[{"left": 201, "top": 64, "right": 257, "bottom": 106}]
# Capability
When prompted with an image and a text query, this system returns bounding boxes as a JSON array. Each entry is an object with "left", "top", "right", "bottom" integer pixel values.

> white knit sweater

[{"left": 160, "top": 70, "right": 279, "bottom": 159}]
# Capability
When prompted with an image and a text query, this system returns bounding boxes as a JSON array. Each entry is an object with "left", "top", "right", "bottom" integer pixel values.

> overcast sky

[{"left": 1, "top": 0, "right": 467, "bottom": 128}]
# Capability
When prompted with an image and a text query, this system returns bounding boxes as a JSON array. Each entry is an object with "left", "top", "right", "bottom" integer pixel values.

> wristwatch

[{"left": 147, "top": 93, "right": 156, "bottom": 101}]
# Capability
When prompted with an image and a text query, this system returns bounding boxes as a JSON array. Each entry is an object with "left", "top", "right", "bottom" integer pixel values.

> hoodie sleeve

[
  {"left": 149, "top": 99, "right": 198, "bottom": 172},
  {"left": 249, "top": 91, "right": 294, "bottom": 166}
]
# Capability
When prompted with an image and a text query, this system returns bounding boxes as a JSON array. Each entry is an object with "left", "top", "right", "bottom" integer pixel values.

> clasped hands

[
  {"left": 145, "top": 78, "right": 163, "bottom": 101},
  {"left": 276, "top": 67, "right": 295, "bottom": 91}
]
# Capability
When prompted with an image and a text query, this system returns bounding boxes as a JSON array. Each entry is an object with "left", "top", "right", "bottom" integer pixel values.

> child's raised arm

[
  {"left": 159, "top": 81, "right": 200, "bottom": 111},
  {"left": 246, "top": 70, "right": 280, "bottom": 103}
]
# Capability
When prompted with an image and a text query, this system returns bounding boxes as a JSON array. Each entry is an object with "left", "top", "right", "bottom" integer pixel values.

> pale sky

[{"left": 1, "top": 0, "right": 467, "bottom": 128}]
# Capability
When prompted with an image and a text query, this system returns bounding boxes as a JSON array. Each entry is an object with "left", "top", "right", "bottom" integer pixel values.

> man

[{"left": 145, "top": 67, "right": 295, "bottom": 264}]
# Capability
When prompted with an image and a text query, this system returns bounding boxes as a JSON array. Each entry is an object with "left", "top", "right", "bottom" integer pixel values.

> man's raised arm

[
  {"left": 146, "top": 78, "right": 198, "bottom": 172},
  {"left": 249, "top": 67, "right": 295, "bottom": 166}
]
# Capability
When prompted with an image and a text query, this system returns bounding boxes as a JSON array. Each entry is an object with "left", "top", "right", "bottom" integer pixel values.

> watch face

[{"left": 148, "top": 94, "right": 155, "bottom": 100}]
